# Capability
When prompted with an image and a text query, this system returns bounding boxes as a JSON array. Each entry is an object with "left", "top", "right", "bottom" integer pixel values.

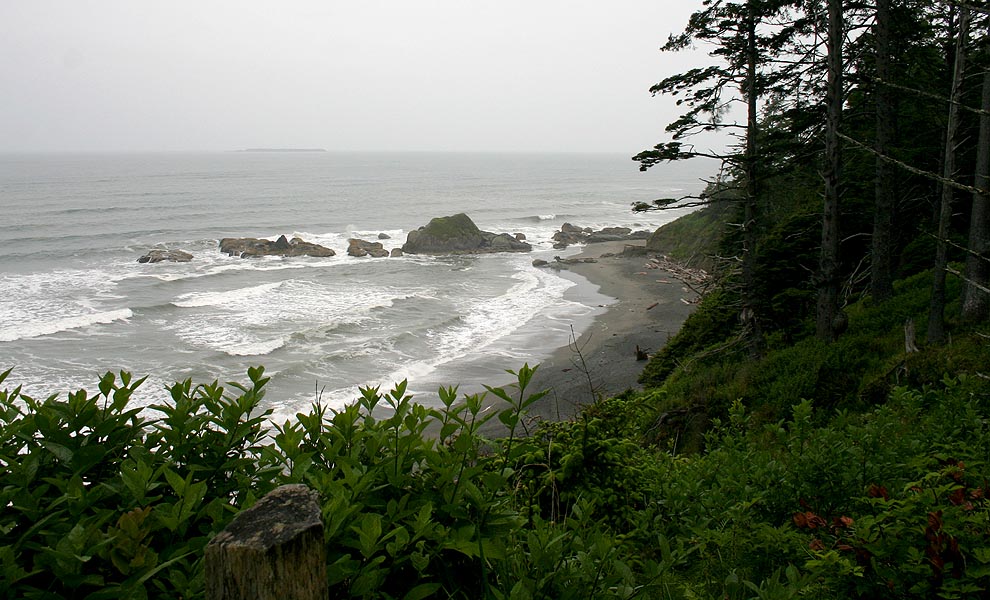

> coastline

[{"left": 481, "top": 239, "right": 699, "bottom": 434}]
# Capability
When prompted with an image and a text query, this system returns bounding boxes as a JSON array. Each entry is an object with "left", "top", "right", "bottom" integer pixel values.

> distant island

[{"left": 236, "top": 148, "right": 327, "bottom": 153}]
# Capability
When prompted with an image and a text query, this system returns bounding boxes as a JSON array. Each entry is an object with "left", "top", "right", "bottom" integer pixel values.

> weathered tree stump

[
  {"left": 206, "top": 484, "right": 326, "bottom": 600},
  {"left": 905, "top": 318, "right": 919, "bottom": 353}
]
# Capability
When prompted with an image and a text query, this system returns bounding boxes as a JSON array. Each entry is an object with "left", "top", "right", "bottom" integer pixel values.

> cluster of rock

[
  {"left": 219, "top": 235, "right": 336, "bottom": 258},
  {"left": 400, "top": 213, "right": 531, "bottom": 255},
  {"left": 348, "top": 238, "right": 402, "bottom": 258},
  {"left": 551, "top": 223, "right": 652, "bottom": 249}
]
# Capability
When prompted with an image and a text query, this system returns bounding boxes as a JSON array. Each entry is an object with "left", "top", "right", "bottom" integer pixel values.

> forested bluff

[{"left": 3, "top": 2, "right": 990, "bottom": 598}]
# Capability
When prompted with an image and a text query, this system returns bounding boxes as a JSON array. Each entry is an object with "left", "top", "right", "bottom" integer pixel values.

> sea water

[{"left": 0, "top": 151, "right": 709, "bottom": 420}]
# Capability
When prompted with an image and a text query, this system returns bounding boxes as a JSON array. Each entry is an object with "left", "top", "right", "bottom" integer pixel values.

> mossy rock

[{"left": 402, "top": 213, "right": 531, "bottom": 255}]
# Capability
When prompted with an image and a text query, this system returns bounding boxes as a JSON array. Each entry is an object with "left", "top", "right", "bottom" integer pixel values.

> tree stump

[{"left": 206, "top": 484, "right": 326, "bottom": 600}]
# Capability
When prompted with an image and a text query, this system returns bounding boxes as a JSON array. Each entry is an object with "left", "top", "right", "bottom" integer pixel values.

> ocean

[{"left": 0, "top": 151, "right": 708, "bottom": 420}]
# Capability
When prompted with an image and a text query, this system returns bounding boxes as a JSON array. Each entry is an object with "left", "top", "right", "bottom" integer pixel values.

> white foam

[
  {"left": 224, "top": 337, "right": 286, "bottom": 357},
  {"left": 0, "top": 308, "right": 133, "bottom": 342},
  {"left": 173, "top": 281, "right": 285, "bottom": 308},
  {"left": 0, "top": 268, "right": 131, "bottom": 342},
  {"left": 430, "top": 267, "right": 574, "bottom": 359},
  {"left": 320, "top": 260, "right": 577, "bottom": 406},
  {"left": 167, "top": 279, "right": 417, "bottom": 357},
  {"left": 291, "top": 229, "right": 405, "bottom": 255},
  {"left": 143, "top": 255, "right": 318, "bottom": 283}
]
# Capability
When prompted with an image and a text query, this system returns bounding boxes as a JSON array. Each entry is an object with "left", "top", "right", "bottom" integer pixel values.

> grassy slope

[{"left": 645, "top": 201, "right": 731, "bottom": 270}]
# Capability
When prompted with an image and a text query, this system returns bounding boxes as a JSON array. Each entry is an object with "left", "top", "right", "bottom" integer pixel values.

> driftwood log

[{"left": 206, "top": 484, "right": 326, "bottom": 600}]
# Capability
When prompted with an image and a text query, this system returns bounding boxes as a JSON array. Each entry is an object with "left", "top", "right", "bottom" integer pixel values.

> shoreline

[{"left": 480, "top": 240, "right": 699, "bottom": 434}]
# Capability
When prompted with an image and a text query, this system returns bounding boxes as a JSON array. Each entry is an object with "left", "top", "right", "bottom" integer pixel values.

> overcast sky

[{"left": 0, "top": 1, "right": 716, "bottom": 154}]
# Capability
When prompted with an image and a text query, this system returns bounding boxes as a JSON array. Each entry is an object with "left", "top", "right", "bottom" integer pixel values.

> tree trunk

[
  {"left": 871, "top": 0, "right": 896, "bottom": 302},
  {"left": 742, "top": 2, "right": 764, "bottom": 357},
  {"left": 817, "top": 0, "right": 843, "bottom": 342},
  {"left": 962, "top": 61, "right": 990, "bottom": 321},
  {"left": 928, "top": 6, "right": 970, "bottom": 345}
]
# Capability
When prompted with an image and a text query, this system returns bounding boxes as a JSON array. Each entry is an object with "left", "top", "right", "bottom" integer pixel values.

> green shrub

[
  {"left": 2, "top": 353, "right": 989, "bottom": 599},
  {"left": 0, "top": 365, "right": 686, "bottom": 599}
]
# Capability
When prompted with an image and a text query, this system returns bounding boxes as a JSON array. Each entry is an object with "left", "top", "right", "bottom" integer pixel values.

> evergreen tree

[{"left": 633, "top": 0, "right": 805, "bottom": 355}]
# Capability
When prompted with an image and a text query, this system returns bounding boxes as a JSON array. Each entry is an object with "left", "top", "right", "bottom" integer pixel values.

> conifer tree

[
  {"left": 634, "top": 0, "right": 803, "bottom": 356},
  {"left": 871, "top": 0, "right": 896, "bottom": 302}
]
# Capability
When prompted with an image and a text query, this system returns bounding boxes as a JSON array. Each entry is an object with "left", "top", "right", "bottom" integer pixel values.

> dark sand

[{"left": 480, "top": 240, "right": 698, "bottom": 435}]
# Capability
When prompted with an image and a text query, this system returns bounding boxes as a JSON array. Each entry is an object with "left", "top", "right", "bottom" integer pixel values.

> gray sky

[{"left": 0, "top": 1, "right": 713, "bottom": 153}]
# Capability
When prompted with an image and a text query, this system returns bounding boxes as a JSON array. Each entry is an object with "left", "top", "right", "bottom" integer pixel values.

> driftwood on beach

[{"left": 641, "top": 255, "right": 708, "bottom": 286}]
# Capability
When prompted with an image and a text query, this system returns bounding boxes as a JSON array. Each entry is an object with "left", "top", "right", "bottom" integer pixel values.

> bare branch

[
  {"left": 947, "top": 265, "right": 990, "bottom": 295},
  {"left": 838, "top": 131, "right": 990, "bottom": 196}
]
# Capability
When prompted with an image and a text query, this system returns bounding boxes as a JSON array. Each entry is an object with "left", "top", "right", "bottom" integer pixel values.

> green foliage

[
  {"left": 633, "top": 378, "right": 990, "bottom": 599},
  {"left": 0, "top": 365, "right": 686, "bottom": 599},
  {"left": 416, "top": 213, "right": 481, "bottom": 240},
  {"left": 638, "top": 262, "right": 990, "bottom": 445},
  {"left": 0, "top": 366, "right": 279, "bottom": 599}
]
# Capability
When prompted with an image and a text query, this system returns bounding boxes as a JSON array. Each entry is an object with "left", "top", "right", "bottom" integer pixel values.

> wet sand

[{"left": 481, "top": 240, "right": 698, "bottom": 434}]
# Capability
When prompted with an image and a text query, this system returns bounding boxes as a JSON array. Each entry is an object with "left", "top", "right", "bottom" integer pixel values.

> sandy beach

[{"left": 481, "top": 239, "right": 699, "bottom": 435}]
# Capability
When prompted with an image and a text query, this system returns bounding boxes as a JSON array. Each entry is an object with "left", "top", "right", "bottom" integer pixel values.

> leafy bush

[
  {"left": 0, "top": 366, "right": 686, "bottom": 599},
  {"left": 634, "top": 378, "right": 990, "bottom": 598},
  {"left": 0, "top": 366, "right": 280, "bottom": 599},
  {"left": 2, "top": 354, "right": 989, "bottom": 598}
]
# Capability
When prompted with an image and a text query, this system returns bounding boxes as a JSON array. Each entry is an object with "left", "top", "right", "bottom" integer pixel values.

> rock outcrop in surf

[
  {"left": 137, "top": 249, "right": 194, "bottom": 263},
  {"left": 401, "top": 213, "right": 532, "bottom": 255},
  {"left": 219, "top": 235, "right": 336, "bottom": 258},
  {"left": 347, "top": 238, "right": 389, "bottom": 258},
  {"left": 551, "top": 223, "right": 652, "bottom": 249}
]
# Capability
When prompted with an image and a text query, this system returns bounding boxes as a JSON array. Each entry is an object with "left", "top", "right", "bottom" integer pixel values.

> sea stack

[{"left": 401, "top": 213, "right": 531, "bottom": 255}]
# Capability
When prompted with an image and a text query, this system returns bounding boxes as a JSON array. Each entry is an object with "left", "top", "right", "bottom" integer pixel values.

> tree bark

[
  {"left": 962, "top": 60, "right": 990, "bottom": 321},
  {"left": 871, "top": 0, "right": 896, "bottom": 302},
  {"left": 817, "top": 0, "right": 844, "bottom": 342},
  {"left": 928, "top": 6, "right": 970, "bottom": 345},
  {"left": 206, "top": 485, "right": 326, "bottom": 600}
]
